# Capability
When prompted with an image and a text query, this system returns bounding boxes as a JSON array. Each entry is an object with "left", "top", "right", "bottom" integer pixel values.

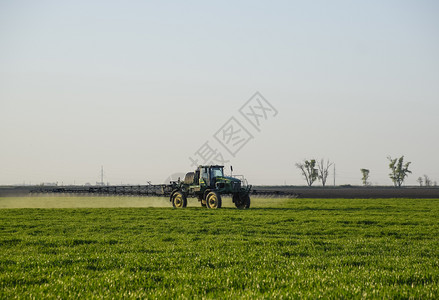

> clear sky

[{"left": 1, "top": 0, "right": 438, "bottom": 186}]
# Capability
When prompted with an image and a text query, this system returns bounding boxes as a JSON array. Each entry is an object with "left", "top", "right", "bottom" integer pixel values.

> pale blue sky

[{"left": 1, "top": 1, "right": 438, "bottom": 186}]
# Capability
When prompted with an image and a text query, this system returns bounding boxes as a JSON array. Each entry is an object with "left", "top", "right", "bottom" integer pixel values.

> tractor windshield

[{"left": 210, "top": 167, "right": 224, "bottom": 179}]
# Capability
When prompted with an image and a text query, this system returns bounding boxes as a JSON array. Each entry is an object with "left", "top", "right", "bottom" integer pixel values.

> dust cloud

[{"left": 0, "top": 195, "right": 237, "bottom": 209}]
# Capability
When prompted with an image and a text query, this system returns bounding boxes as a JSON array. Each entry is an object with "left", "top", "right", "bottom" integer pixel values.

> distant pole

[
  {"left": 101, "top": 166, "right": 104, "bottom": 186},
  {"left": 333, "top": 164, "right": 336, "bottom": 187}
]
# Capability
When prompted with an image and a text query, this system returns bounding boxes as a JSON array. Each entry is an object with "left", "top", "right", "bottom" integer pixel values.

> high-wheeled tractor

[{"left": 169, "top": 165, "right": 251, "bottom": 209}]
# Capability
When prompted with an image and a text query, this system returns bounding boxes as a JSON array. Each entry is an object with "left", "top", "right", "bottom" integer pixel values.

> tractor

[{"left": 169, "top": 165, "right": 251, "bottom": 209}]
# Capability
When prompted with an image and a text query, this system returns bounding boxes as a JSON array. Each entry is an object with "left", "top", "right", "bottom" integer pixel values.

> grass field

[{"left": 1, "top": 197, "right": 439, "bottom": 298}]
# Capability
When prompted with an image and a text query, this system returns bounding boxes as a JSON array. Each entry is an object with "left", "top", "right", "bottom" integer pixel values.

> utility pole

[
  {"left": 101, "top": 166, "right": 104, "bottom": 186},
  {"left": 333, "top": 164, "right": 336, "bottom": 187}
]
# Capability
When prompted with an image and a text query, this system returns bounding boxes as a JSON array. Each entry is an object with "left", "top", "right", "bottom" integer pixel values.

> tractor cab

[{"left": 199, "top": 165, "right": 224, "bottom": 188}]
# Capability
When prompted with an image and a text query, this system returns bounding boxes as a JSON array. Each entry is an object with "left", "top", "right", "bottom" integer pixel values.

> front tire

[
  {"left": 233, "top": 193, "right": 250, "bottom": 209},
  {"left": 206, "top": 191, "right": 222, "bottom": 209},
  {"left": 171, "top": 191, "right": 187, "bottom": 208}
]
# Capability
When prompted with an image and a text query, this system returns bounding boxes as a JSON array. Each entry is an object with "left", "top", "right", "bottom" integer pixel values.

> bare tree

[
  {"left": 360, "top": 169, "right": 370, "bottom": 186},
  {"left": 417, "top": 176, "right": 423, "bottom": 186},
  {"left": 424, "top": 175, "right": 432, "bottom": 187},
  {"left": 317, "top": 159, "right": 333, "bottom": 187},
  {"left": 295, "top": 159, "right": 318, "bottom": 186},
  {"left": 388, "top": 156, "right": 412, "bottom": 187}
]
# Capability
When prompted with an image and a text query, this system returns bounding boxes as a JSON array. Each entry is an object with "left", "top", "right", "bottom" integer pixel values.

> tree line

[{"left": 295, "top": 156, "right": 437, "bottom": 187}]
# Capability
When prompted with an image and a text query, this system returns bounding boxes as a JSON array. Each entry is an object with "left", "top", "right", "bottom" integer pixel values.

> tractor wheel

[
  {"left": 171, "top": 191, "right": 187, "bottom": 208},
  {"left": 234, "top": 193, "right": 251, "bottom": 209},
  {"left": 206, "top": 191, "right": 222, "bottom": 209}
]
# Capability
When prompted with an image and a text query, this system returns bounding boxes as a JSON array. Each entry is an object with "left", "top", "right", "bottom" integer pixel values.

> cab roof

[{"left": 198, "top": 165, "right": 224, "bottom": 169}]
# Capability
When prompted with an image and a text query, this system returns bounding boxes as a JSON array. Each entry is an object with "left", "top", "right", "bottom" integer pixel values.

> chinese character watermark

[
  {"left": 213, "top": 117, "right": 253, "bottom": 157},
  {"left": 188, "top": 91, "right": 277, "bottom": 168},
  {"left": 239, "top": 91, "right": 278, "bottom": 132},
  {"left": 189, "top": 141, "right": 230, "bottom": 167}
]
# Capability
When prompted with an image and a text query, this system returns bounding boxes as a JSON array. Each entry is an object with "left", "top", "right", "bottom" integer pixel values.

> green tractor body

[{"left": 169, "top": 165, "right": 251, "bottom": 209}]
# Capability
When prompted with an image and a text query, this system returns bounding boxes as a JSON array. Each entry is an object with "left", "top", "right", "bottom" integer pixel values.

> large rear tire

[
  {"left": 233, "top": 193, "right": 250, "bottom": 209},
  {"left": 206, "top": 191, "right": 222, "bottom": 209},
  {"left": 171, "top": 191, "right": 187, "bottom": 208}
]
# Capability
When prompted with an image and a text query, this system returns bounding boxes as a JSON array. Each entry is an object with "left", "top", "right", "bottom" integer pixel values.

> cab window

[
  {"left": 210, "top": 167, "right": 224, "bottom": 178},
  {"left": 201, "top": 168, "right": 209, "bottom": 182}
]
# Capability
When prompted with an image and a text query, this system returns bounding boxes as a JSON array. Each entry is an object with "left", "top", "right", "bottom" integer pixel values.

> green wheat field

[{"left": 1, "top": 197, "right": 438, "bottom": 298}]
